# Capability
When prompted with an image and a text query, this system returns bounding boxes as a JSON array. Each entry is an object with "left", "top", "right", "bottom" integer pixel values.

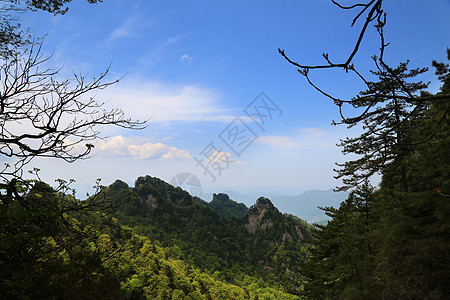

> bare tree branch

[
  {"left": 0, "top": 40, "right": 148, "bottom": 184},
  {"left": 279, "top": 0, "right": 450, "bottom": 148}
]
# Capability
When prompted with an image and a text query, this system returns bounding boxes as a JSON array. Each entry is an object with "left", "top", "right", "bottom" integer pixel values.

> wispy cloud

[
  {"left": 297, "top": 128, "right": 338, "bottom": 150},
  {"left": 106, "top": 14, "right": 144, "bottom": 43},
  {"left": 180, "top": 54, "right": 195, "bottom": 64},
  {"left": 102, "top": 79, "right": 238, "bottom": 123},
  {"left": 137, "top": 35, "right": 185, "bottom": 66},
  {"left": 257, "top": 127, "right": 343, "bottom": 154}
]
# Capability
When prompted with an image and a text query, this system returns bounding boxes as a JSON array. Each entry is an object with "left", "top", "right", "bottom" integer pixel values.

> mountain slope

[
  {"left": 1, "top": 180, "right": 305, "bottom": 299},
  {"left": 206, "top": 193, "right": 248, "bottom": 219},
  {"left": 104, "top": 175, "right": 313, "bottom": 296}
]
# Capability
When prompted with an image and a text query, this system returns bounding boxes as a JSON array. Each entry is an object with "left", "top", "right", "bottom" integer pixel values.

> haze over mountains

[{"left": 201, "top": 189, "right": 348, "bottom": 223}]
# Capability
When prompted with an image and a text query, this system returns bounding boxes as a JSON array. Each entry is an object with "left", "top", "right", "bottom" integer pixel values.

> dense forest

[
  {"left": 1, "top": 176, "right": 313, "bottom": 299},
  {"left": 1, "top": 0, "right": 450, "bottom": 299}
]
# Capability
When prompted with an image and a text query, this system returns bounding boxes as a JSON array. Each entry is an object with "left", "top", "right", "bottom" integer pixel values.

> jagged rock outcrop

[
  {"left": 146, "top": 194, "right": 159, "bottom": 210},
  {"left": 245, "top": 197, "right": 280, "bottom": 233}
]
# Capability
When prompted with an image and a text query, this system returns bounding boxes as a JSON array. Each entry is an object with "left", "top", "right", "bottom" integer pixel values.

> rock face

[
  {"left": 245, "top": 197, "right": 279, "bottom": 233},
  {"left": 146, "top": 194, "right": 159, "bottom": 210}
]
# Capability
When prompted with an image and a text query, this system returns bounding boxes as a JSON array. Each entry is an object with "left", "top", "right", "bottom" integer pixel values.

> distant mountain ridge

[
  {"left": 270, "top": 189, "right": 347, "bottom": 223},
  {"left": 201, "top": 189, "right": 348, "bottom": 223}
]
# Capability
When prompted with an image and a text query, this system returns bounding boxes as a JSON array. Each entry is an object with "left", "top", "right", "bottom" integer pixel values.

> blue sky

[{"left": 16, "top": 0, "right": 450, "bottom": 198}]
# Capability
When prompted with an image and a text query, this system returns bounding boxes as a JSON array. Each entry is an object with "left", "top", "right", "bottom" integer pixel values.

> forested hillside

[
  {"left": 205, "top": 193, "right": 249, "bottom": 219},
  {"left": 1, "top": 176, "right": 314, "bottom": 299},
  {"left": 108, "top": 175, "right": 313, "bottom": 296}
]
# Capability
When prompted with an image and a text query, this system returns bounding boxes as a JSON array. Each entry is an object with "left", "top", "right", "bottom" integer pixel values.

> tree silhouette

[
  {"left": 279, "top": 0, "right": 449, "bottom": 139},
  {"left": 0, "top": 41, "right": 147, "bottom": 202}
]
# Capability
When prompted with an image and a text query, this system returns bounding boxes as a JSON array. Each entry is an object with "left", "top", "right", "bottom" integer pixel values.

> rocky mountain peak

[
  {"left": 245, "top": 197, "right": 280, "bottom": 233},
  {"left": 253, "top": 197, "right": 276, "bottom": 211}
]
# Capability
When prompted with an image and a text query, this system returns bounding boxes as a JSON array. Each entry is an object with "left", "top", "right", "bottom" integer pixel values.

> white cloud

[
  {"left": 162, "top": 147, "right": 191, "bottom": 159},
  {"left": 180, "top": 54, "right": 195, "bottom": 64},
  {"left": 129, "top": 142, "right": 191, "bottom": 160},
  {"left": 93, "top": 136, "right": 191, "bottom": 160},
  {"left": 96, "top": 135, "right": 129, "bottom": 156},
  {"left": 206, "top": 149, "right": 243, "bottom": 165},
  {"left": 102, "top": 79, "right": 237, "bottom": 123}
]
